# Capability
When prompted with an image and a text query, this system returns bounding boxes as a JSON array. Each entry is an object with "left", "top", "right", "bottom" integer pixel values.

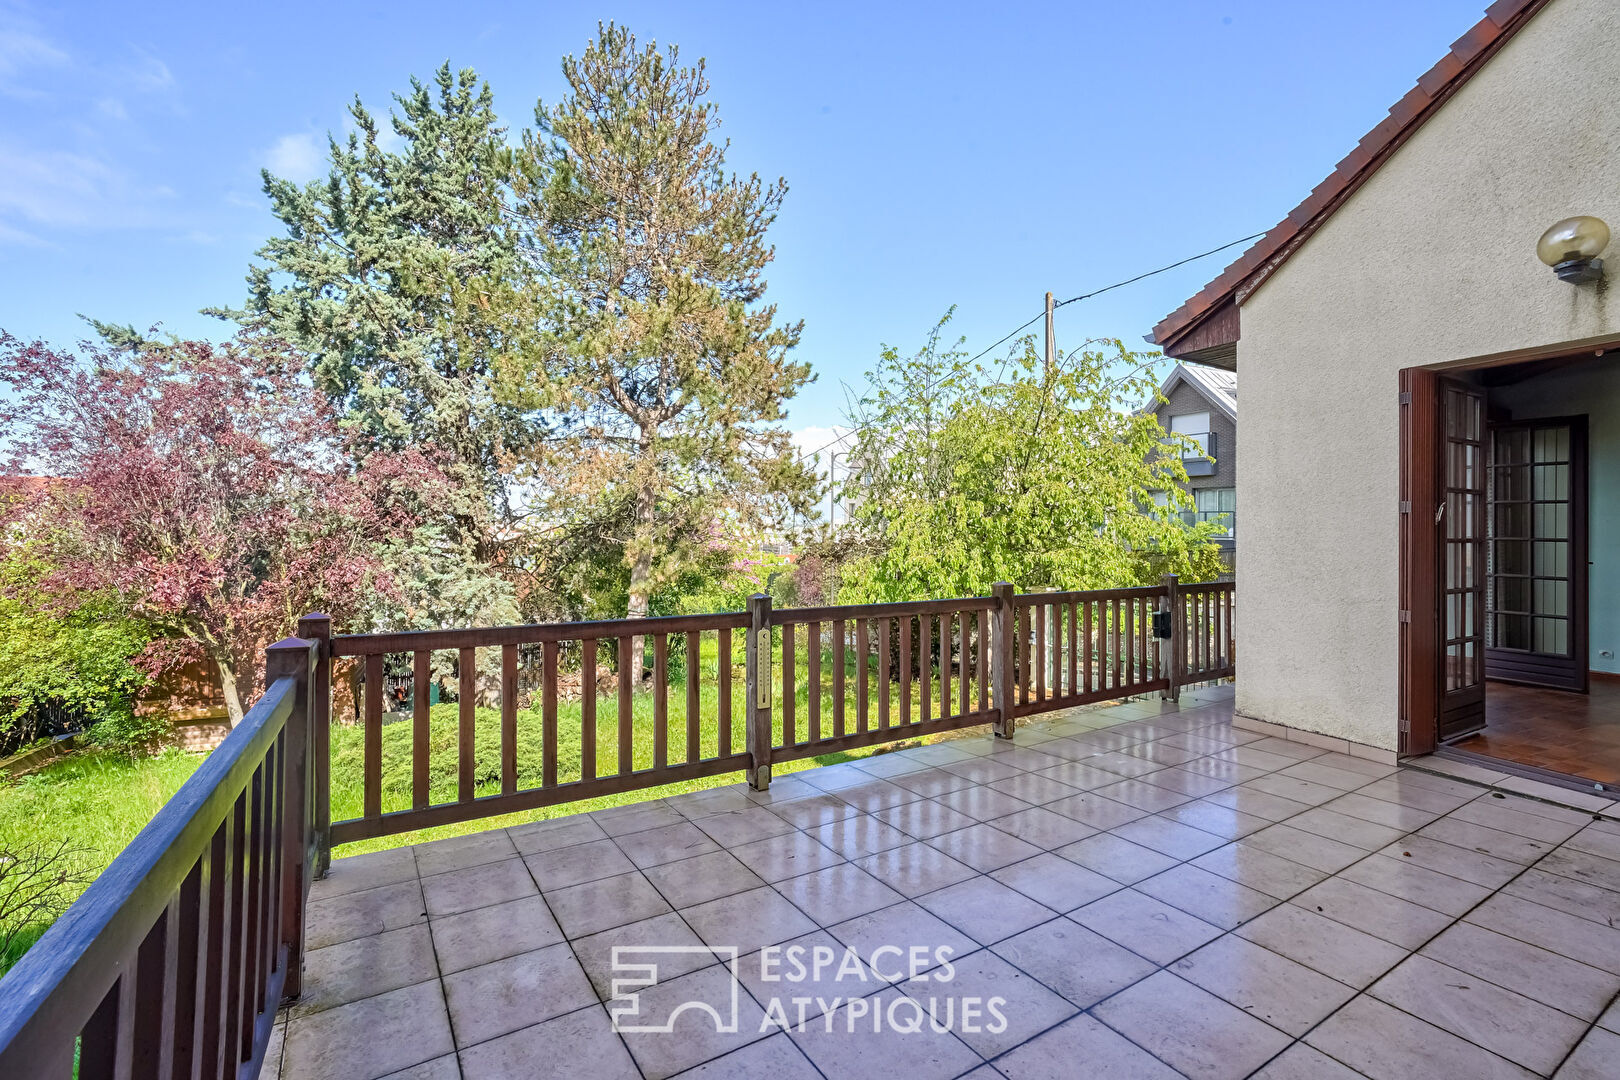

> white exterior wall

[{"left": 1233, "top": 0, "right": 1620, "bottom": 749}]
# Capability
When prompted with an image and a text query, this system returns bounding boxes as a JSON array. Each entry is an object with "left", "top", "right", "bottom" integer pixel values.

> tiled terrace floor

[{"left": 268, "top": 687, "right": 1620, "bottom": 1080}]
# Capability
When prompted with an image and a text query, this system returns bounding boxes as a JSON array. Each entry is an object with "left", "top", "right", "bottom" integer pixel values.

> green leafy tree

[
  {"left": 217, "top": 64, "right": 536, "bottom": 568},
  {"left": 838, "top": 314, "right": 1227, "bottom": 603},
  {"left": 0, "top": 540, "right": 150, "bottom": 749},
  {"left": 501, "top": 24, "right": 815, "bottom": 676}
]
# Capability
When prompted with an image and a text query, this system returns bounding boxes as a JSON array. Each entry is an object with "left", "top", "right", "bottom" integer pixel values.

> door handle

[{"left": 1435, "top": 503, "right": 1446, "bottom": 524}]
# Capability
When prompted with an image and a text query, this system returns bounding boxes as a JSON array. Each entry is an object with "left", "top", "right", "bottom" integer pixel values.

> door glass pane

[
  {"left": 1494, "top": 502, "right": 1530, "bottom": 539},
  {"left": 1533, "top": 617, "right": 1568, "bottom": 656},
  {"left": 1494, "top": 465, "right": 1529, "bottom": 501},
  {"left": 1533, "top": 578, "right": 1568, "bottom": 617},
  {"left": 1495, "top": 540, "right": 1529, "bottom": 575},
  {"left": 1496, "top": 429, "right": 1530, "bottom": 464},
  {"left": 1497, "top": 578, "right": 1530, "bottom": 613},
  {"left": 1496, "top": 613, "right": 1531, "bottom": 650},
  {"left": 1533, "top": 541, "right": 1568, "bottom": 577}
]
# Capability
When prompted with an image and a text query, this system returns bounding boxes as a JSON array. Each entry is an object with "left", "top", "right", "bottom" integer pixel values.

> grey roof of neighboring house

[{"left": 1154, "top": 363, "right": 1237, "bottom": 424}]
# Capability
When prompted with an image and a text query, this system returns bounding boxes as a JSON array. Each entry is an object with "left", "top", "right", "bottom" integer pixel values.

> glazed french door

[
  {"left": 1485, "top": 417, "right": 1588, "bottom": 692},
  {"left": 1437, "top": 379, "right": 1488, "bottom": 741}
]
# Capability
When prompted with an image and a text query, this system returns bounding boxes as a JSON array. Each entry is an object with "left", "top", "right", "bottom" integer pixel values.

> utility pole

[
  {"left": 827, "top": 452, "right": 840, "bottom": 526},
  {"left": 1044, "top": 291, "right": 1056, "bottom": 377}
]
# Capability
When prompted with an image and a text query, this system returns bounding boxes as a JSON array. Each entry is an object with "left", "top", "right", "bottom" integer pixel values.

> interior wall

[{"left": 1489, "top": 360, "right": 1620, "bottom": 675}]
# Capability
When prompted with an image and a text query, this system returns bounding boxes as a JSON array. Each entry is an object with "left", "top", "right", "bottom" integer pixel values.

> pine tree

[
  {"left": 504, "top": 24, "right": 815, "bottom": 676},
  {"left": 216, "top": 64, "right": 537, "bottom": 564}
]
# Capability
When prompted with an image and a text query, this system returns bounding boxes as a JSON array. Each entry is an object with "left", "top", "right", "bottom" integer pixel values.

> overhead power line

[{"left": 797, "top": 228, "right": 1265, "bottom": 467}]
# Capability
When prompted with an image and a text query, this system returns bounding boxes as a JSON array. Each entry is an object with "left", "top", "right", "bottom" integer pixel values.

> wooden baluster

[
  {"left": 238, "top": 771, "right": 262, "bottom": 1065},
  {"left": 1035, "top": 602, "right": 1046, "bottom": 703},
  {"left": 1113, "top": 599, "right": 1124, "bottom": 690},
  {"left": 957, "top": 611, "right": 969, "bottom": 718},
  {"left": 542, "top": 641, "right": 558, "bottom": 786},
  {"left": 411, "top": 652, "right": 430, "bottom": 810},
  {"left": 1068, "top": 601, "right": 1079, "bottom": 697},
  {"left": 857, "top": 618, "right": 871, "bottom": 732},
  {"left": 171, "top": 860, "right": 204, "bottom": 1080},
  {"left": 199, "top": 820, "right": 230, "bottom": 1080},
  {"left": 363, "top": 654, "right": 382, "bottom": 821},
  {"left": 129, "top": 894, "right": 175, "bottom": 1079},
  {"left": 457, "top": 647, "right": 476, "bottom": 803},
  {"left": 653, "top": 634, "right": 668, "bottom": 768},
  {"left": 1017, "top": 604, "right": 1029, "bottom": 705},
  {"left": 900, "top": 616, "right": 912, "bottom": 725},
  {"left": 782, "top": 623, "right": 796, "bottom": 746},
  {"left": 717, "top": 629, "right": 732, "bottom": 756},
  {"left": 918, "top": 616, "right": 931, "bottom": 723},
  {"left": 78, "top": 976, "right": 123, "bottom": 1080},
  {"left": 686, "top": 631, "right": 701, "bottom": 763},
  {"left": 807, "top": 621, "right": 821, "bottom": 742},
  {"left": 581, "top": 642, "right": 597, "bottom": 780},
  {"left": 832, "top": 619, "right": 846, "bottom": 737},
  {"left": 502, "top": 645, "right": 519, "bottom": 795},
  {"left": 877, "top": 619, "right": 890, "bottom": 729},
  {"left": 976, "top": 610, "right": 989, "bottom": 714},
  {"left": 940, "top": 613, "right": 952, "bottom": 721},
  {"left": 618, "top": 636, "right": 633, "bottom": 774}
]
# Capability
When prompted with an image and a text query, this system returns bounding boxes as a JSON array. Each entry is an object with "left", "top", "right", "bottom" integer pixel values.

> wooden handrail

[
  {"left": 331, "top": 611, "right": 751, "bottom": 656},
  {"left": 0, "top": 638, "right": 315, "bottom": 1080}
]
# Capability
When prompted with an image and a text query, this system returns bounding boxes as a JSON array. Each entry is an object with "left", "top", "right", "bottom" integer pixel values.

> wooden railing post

[
  {"left": 296, "top": 614, "right": 332, "bottom": 878},
  {"left": 265, "top": 634, "right": 316, "bottom": 1004},
  {"left": 990, "top": 582, "right": 1016, "bottom": 739},
  {"left": 1160, "top": 574, "right": 1182, "bottom": 702},
  {"left": 745, "top": 594, "right": 774, "bottom": 790}
]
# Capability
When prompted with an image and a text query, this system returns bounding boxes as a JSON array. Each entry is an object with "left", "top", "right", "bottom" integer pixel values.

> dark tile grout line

[
  {"left": 407, "top": 844, "right": 467, "bottom": 1080},
  {"left": 301, "top": 693, "right": 1617, "bottom": 1080},
  {"left": 1209, "top": 771, "right": 1615, "bottom": 1079}
]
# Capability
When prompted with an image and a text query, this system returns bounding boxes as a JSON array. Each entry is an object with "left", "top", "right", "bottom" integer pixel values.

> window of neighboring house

[
  {"left": 1169, "top": 412, "right": 1211, "bottom": 458},
  {"left": 1192, "top": 487, "right": 1235, "bottom": 537}
]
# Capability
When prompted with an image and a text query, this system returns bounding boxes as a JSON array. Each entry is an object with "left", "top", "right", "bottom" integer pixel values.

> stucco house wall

[{"left": 1233, "top": 0, "right": 1620, "bottom": 749}]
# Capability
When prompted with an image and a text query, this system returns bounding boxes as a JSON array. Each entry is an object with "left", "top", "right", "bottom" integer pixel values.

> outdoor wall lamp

[{"left": 1537, "top": 215, "right": 1610, "bottom": 284}]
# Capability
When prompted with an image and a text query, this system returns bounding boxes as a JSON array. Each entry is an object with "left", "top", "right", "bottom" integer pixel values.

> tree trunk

[
  {"left": 626, "top": 471, "right": 656, "bottom": 685},
  {"left": 216, "top": 656, "right": 246, "bottom": 727}
]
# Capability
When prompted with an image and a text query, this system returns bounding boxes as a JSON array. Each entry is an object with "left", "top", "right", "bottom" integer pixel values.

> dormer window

[{"left": 1170, "top": 412, "right": 1216, "bottom": 476}]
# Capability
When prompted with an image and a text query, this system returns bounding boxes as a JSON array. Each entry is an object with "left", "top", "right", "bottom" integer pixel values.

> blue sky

[{"left": 0, "top": 0, "right": 1491, "bottom": 449}]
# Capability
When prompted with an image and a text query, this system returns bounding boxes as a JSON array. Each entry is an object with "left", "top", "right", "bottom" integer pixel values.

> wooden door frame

[{"left": 1399, "top": 367, "right": 1442, "bottom": 755}]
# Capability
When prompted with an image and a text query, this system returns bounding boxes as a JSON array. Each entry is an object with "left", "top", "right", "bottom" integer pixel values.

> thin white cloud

[
  {"left": 124, "top": 49, "right": 174, "bottom": 93},
  {"left": 0, "top": 219, "right": 47, "bottom": 247},
  {"left": 264, "top": 132, "right": 325, "bottom": 183},
  {"left": 0, "top": 142, "right": 176, "bottom": 229},
  {"left": 0, "top": 26, "right": 68, "bottom": 77}
]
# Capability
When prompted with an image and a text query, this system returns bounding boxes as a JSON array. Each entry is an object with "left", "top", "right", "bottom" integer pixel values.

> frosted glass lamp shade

[{"left": 1536, "top": 216, "right": 1610, "bottom": 267}]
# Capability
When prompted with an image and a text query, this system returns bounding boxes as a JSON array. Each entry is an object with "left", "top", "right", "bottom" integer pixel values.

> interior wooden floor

[{"left": 1448, "top": 677, "right": 1620, "bottom": 787}]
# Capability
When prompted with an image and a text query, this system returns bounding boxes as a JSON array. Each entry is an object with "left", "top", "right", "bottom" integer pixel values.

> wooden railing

[
  {"left": 765, "top": 595, "right": 1001, "bottom": 770},
  {"left": 0, "top": 629, "right": 319, "bottom": 1080},
  {"left": 1011, "top": 585, "right": 1168, "bottom": 716},
  {"left": 324, "top": 611, "right": 753, "bottom": 847},
  {"left": 316, "top": 576, "right": 1235, "bottom": 853},
  {"left": 0, "top": 577, "right": 1234, "bottom": 1078},
  {"left": 1176, "top": 580, "right": 1236, "bottom": 685}
]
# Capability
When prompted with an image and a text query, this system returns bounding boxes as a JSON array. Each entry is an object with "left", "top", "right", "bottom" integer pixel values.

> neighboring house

[
  {"left": 1150, "top": 0, "right": 1620, "bottom": 791},
  {"left": 1148, "top": 364, "right": 1237, "bottom": 573}
]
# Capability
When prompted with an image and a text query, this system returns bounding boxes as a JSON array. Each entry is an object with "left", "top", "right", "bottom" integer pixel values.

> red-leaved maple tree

[{"left": 0, "top": 332, "right": 450, "bottom": 724}]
